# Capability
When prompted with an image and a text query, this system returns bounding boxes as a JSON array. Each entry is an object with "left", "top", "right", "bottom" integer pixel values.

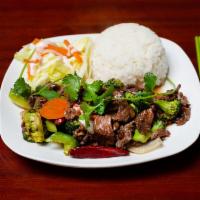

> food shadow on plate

[{"left": 17, "top": 134, "right": 200, "bottom": 180}]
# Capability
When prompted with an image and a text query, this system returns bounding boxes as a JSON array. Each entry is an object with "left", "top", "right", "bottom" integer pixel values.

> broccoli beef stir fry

[{"left": 10, "top": 73, "right": 191, "bottom": 157}]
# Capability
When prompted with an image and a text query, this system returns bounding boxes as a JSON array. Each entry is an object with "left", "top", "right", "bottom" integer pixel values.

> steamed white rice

[{"left": 90, "top": 23, "right": 169, "bottom": 86}]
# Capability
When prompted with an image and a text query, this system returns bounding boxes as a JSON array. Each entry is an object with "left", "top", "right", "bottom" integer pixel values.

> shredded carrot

[
  {"left": 24, "top": 59, "right": 40, "bottom": 63},
  {"left": 27, "top": 63, "right": 32, "bottom": 80},
  {"left": 40, "top": 52, "right": 48, "bottom": 57},
  {"left": 64, "top": 39, "right": 70, "bottom": 46},
  {"left": 73, "top": 51, "right": 83, "bottom": 63},
  {"left": 44, "top": 44, "right": 68, "bottom": 56},
  {"left": 64, "top": 39, "right": 82, "bottom": 62},
  {"left": 39, "top": 98, "right": 69, "bottom": 119},
  {"left": 32, "top": 38, "right": 41, "bottom": 44}
]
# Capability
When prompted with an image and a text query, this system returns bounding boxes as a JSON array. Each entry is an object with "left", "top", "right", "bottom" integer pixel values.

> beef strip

[
  {"left": 112, "top": 101, "right": 135, "bottom": 122},
  {"left": 65, "top": 103, "right": 82, "bottom": 120},
  {"left": 73, "top": 124, "right": 90, "bottom": 145},
  {"left": 93, "top": 115, "right": 115, "bottom": 146},
  {"left": 113, "top": 122, "right": 120, "bottom": 131},
  {"left": 93, "top": 115, "right": 113, "bottom": 136},
  {"left": 135, "top": 108, "right": 154, "bottom": 134},
  {"left": 116, "top": 121, "right": 135, "bottom": 148},
  {"left": 151, "top": 129, "right": 170, "bottom": 140},
  {"left": 175, "top": 92, "right": 191, "bottom": 125}
]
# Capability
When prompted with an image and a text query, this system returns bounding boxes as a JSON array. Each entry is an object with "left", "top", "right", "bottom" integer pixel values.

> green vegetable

[
  {"left": 130, "top": 103, "right": 139, "bottom": 113},
  {"left": 80, "top": 85, "right": 114, "bottom": 126},
  {"left": 35, "top": 86, "right": 59, "bottom": 100},
  {"left": 62, "top": 73, "right": 81, "bottom": 101},
  {"left": 144, "top": 72, "right": 157, "bottom": 92},
  {"left": 22, "top": 111, "right": 44, "bottom": 142},
  {"left": 9, "top": 78, "right": 32, "bottom": 109},
  {"left": 79, "top": 102, "right": 97, "bottom": 126},
  {"left": 133, "top": 129, "right": 151, "bottom": 143},
  {"left": 94, "top": 85, "right": 114, "bottom": 114},
  {"left": 9, "top": 90, "right": 30, "bottom": 109},
  {"left": 166, "top": 77, "right": 176, "bottom": 89},
  {"left": 154, "top": 99, "right": 181, "bottom": 117},
  {"left": 104, "top": 78, "right": 124, "bottom": 89},
  {"left": 151, "top": 120, "right": 165, "bottom": 132},
  {"left": 125, "top": 91, "right": 153, "bottom": 102},
  {"left": 83, "top": 80, "right": 103, "bottom": 102},
  {"left": 100, "top": 85, "right": 115, "bottom": 100},
  {"left": 11, "top": 78, "right": 31, "bottom": 98},
  {"left": 46, "top": 132, "right": 78, "bottom": 154},
  {"left": 45, "top": 120, "right": 57, "bottom": 132},
  {"left": 65, "top": 120, "right": 80, "bottom": 135},
  {"left": 94, "top": 99, "right": 107, "bottom": 115},
  {"left": 195, "top": 36, "right": 200, "bottom": 76},
  {"left": 124, "top": 91, "right": 154, "bottom": 111}
]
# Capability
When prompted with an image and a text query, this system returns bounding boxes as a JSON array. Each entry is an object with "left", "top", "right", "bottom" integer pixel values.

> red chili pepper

[{"left": 69, "top": 146, "right": 129, "bottom": 158}]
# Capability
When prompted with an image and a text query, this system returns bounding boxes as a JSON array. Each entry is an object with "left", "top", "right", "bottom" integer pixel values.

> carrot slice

[
  {"left": 45, "top": 44, "right": 68, "bottom": 56},
  {"left": 39, "top": 98, "right": 69, "bottom": 119}
]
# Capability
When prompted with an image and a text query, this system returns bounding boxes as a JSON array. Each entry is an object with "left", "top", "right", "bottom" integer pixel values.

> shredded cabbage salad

[{"left": 15, "top": 37, "right": 92, "bottom": 90}]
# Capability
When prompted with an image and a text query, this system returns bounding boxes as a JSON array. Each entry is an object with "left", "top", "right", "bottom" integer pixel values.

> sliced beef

[
  {"left": 93, "top": 115, "right": 113, "bottom": 137},
  {"left": 135, "top": 108, "right": 154, "bottom": 134},
  {"left": 151, "top": 129, "right": 170, "bottom": 140},
  {"left": 73, "top": 124, "right": 87, "bottom": 140},
  {"left": 93, "top": 115, "right": 115, "bottom": 146},
  {"left": 116, "top": 121, "right": 135, "bottom": 148},
  {"left": 73, "top": 124, "right": 91, "bottom": 145},
  {"left": 65, "top": 103, "right": 82, "bottom": 120},
  {"left": 112, "top": 101, "right": 135, "bottom": 122},
  {"left": 113, "top": 122, "right": 120, "bottom": 131},
  {"left": 175, "top": 92, "right": 191, "bottom": 125}
]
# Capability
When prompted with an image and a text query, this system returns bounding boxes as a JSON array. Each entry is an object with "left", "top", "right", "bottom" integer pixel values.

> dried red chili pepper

[{"left": 69, "top": 146, "right": 129, "bottom": 158}]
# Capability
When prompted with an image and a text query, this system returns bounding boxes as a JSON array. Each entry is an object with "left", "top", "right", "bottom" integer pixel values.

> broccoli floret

[
  {"left": 104, "top": 78, "right": 124, "bottom": 89},
  {"left": 154, "top": 99, "right": 181, "bottom": 117},
  {"left": 132, "top": 129, "right": 151, "bottom": 143},
  {"left": 151, "top": 120, "right": 165, "bottom": 132},
  {"left": 65, "top": 120, "right": 80, "bottom": 134},
  {"left": 22, "top": 111, "right": 44, "bottom": 142}
]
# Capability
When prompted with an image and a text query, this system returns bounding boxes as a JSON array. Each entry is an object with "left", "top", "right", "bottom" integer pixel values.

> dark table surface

[{"left": 0, "top": 0, "right": 200, "bottom": 199}]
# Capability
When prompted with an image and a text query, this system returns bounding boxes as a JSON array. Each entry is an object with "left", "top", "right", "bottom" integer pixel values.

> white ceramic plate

[{"left": 0, "top": 34, "right": 200, "bottom": 168}]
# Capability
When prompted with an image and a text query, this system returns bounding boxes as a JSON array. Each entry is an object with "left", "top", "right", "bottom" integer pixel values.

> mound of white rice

[{"left": 90, "top": 23, "right": 169, "bottom": 86}]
